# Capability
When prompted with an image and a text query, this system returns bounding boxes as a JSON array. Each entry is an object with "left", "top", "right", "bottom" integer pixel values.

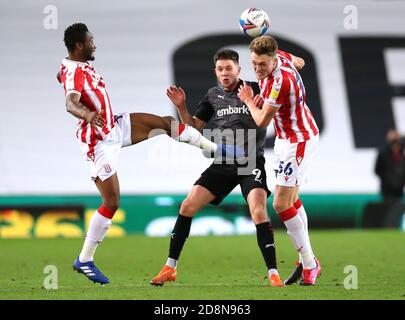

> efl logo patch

[{"left": 284, "top": 176, "right": 289, "bottom": 182}]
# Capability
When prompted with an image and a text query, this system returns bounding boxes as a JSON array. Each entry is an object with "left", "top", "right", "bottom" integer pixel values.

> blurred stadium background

[
  {"left": 0, "top": 0, "right": 405, "bottom": 300},
  {"left": 1, "top": 0, "right": 404, "bottom": 236}
]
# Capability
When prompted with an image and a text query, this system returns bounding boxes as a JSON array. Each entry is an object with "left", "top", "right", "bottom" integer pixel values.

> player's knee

[
  {"left": 104, "top": 196, "right": 120, "bottom": 212},
  {"left": 273, "top": 200, "right": 289, "bottom": 214},
  {"left": 179, "top": 199, "right": 198, "bottom": 216},
  {"left": 105, "top": 203, "right": 119, "bottom": 212},
  {"left": 250, "top": 206, "right": 268, "bottom": 224},
  {"left": 250, "top": 204, "right": 265, "bottom": 216},
  {"left": 163, "top": 115, "right": 176, "bottom": 122},
  {"left": 163, "top": 116, "right": 176, "bottom": 132}
]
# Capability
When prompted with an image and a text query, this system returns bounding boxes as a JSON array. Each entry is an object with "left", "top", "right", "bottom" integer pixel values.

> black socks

[
  {"left": 256, "top": 221, "right": 277, "bottom": 270},
  {"left": 169, "top": 214, "right": 193, "bottom": 260}
]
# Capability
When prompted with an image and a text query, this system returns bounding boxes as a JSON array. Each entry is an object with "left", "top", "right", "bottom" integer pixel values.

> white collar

[{"left": 63, "top": 58, "right": 91, "bottom": 66}]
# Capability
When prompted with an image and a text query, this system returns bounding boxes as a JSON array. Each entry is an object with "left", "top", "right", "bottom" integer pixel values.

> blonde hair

[{"left": 249, "top": 35, "right": 278, "bottom": 58}]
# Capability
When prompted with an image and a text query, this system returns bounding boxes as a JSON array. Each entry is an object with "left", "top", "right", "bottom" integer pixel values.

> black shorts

[{"left": 194, "top": 156, "right": 271, "bottom": 205}]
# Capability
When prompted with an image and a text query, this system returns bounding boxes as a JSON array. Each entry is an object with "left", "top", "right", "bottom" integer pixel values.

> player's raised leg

[
  {"left": 246, "top": 188, "right": 283, "bottom": 287},
  {"left": 73, "top": 174, "right": 120, "bottom": 284},
  {"left": 129, "top": 112, "right": 173, "bottom": 144},
  {"left": 128, "top": 112, "right": 243, "bottom": 158},
  {"left": 129, "top": 112, "right": 217, "bottom": 152},
  {"left": 150, "top": 185, "right": 215, "bottom": 286}
]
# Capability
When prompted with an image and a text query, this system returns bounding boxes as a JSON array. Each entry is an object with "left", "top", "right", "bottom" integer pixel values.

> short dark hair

[
  {"left": 64, "top": 23, "right": 89, "bottom": 52},
  {"left": 249, "top": 35, "right": 278, "bottom": 58},
  {"left": 213, "top": 49, "right": 239, "bottom": 65}
]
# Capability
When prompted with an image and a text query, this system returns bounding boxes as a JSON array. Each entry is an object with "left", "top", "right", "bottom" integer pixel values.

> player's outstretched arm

[
  {"left": 66, "top": 92, "right": 105, "bottom": 127},
  {"left": 166, "top": 86, "right": 205, "bottom": 131},
  {"left": 279, "top": 49, "right": 305, "bottom": 70},
  {"left": 292, "top": 55, "right": 305, "bottom": 70}
]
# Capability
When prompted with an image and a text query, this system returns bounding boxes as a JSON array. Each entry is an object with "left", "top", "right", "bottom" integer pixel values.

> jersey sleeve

[
  {"left": 277, "top": 50, "right": 293, "bottom": 63},
  {"left": 262, "top": 75, "right": 291, "bottom": 108},
  {"left": 62, "top": 66, "right": 85, "bottom": 96},
  {"left": 194, "top": 93, "right": 214, "bottom": 122}
]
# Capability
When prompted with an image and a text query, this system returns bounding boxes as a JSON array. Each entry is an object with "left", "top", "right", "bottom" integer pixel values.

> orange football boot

[
  {"left": 150, "top": 265, "right": 177, "bottom": 286},
  {"left": 269, "top": 273, "right": 285, "bottom": 287}
]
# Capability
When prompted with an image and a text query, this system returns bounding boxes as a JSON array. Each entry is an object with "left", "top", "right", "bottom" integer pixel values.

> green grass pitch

[{"left": 1, "top": 230, "right": 404, "bottom": 300}]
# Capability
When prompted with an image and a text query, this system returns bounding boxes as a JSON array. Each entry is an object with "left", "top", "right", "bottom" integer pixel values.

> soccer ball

[{"left": 239, "top": 8, "right": 270, "bottom": 38}]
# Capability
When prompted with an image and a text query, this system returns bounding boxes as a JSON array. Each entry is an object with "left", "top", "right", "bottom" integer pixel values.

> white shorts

[
  {"left": 80, "top": 113, "right": 132, "bottom": 181},
  {"left": 272, "top": 135, "right": 319, "bottom": 187}
]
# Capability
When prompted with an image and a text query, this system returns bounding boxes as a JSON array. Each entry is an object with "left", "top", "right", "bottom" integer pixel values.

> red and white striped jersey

[
  {"left": 59, "top": 58, "right": 115, "bottom": 160},
  {"left": 259, "top": 50, "right": 319, "bottom": 143}
]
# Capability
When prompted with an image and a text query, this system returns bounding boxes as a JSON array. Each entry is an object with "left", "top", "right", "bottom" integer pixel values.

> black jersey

[{"left": 194, "top": 79, "right": 267, "bottom": 157}]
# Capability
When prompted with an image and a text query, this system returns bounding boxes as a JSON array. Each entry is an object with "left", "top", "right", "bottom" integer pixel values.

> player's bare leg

[
  {"left": 128, "top": 112, "right": 243, "bottom": 158},
  {"left": 129, "top": 111, "right": 212, "bottom": 147},
  {"left": 247, "top": 188, "right": 283, "bottom": 287},
  {"left": 151, "top": 186, "right": 215, "bottom": 286},
  {"left": 94, "top": 174, "right": 121, "bottom": 210},
  {"left": 129, "top": 113, "right": 173, "bottom": 144},
  {"left": 73, "top": 174, "right": 120, "bottom": 285},
  {"left": 247, "top": 188, "right": 269, "bottom": 225},
  {"left": 129, "top": 112, "right": 218, "bottom": 152}
]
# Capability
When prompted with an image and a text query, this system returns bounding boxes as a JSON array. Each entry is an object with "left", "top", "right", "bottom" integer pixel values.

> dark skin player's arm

[
  {"left": 57, "top": 71, "right": 105, "bottom": 127},
  {"left": 66, "top": 92, "right": 105, "bottom": 127}
]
